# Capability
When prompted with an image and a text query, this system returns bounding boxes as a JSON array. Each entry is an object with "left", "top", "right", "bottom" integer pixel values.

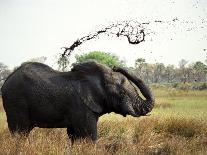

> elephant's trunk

[{"left": 113, "top": 67, "right": 155, "bottom": 116}]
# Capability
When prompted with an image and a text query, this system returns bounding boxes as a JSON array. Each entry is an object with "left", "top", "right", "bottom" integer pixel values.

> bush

[
  {"left": 75, "top": 51, "right": 126, "bottom": 68},
  {"left": 192, "top": 82, "right": 207, "bottom": 90},
  {"left": 171, "top": 82, "right": 207, "bottom": 90}
]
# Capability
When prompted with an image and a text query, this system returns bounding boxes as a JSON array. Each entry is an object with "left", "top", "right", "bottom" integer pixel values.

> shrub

[{"left": 170, "top": 82, "right": 207, "bottom": 91}]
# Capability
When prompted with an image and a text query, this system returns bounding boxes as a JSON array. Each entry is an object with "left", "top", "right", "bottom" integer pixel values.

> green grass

[
  {"left": 0, "top": 87, "right": 207, "bottom": 154},
  {"left": 151, "top": 87, "right": 207, "bottom": 119},
  {"left": 0, "top": 113, "right": 5, "bottom": 122}
]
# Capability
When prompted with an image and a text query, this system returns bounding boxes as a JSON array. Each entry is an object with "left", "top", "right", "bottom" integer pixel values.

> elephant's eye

[{"left": 120, "top": 78, "right": 125, "bottom": 84}]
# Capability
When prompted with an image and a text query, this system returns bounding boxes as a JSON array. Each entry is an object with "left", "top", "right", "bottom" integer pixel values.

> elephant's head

[
  {"left": 108, "top": 66, "right": 155, "bottom": 117},
  {"left": 71, "top": 61, "right": 155, "bottom": 117}
]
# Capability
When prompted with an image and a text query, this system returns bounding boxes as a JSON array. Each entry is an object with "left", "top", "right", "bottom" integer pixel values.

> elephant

[{"left": 1, "top": 61, "right": 154, "bottom": 142}]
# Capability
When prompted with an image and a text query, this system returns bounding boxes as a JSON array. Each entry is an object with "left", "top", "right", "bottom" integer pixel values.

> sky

[{"left": 0, "top": 0, "right": 207, "bottom": 69}]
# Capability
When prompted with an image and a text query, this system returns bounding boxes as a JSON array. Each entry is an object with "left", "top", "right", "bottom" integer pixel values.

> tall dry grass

[
  {"left": 0, "top": 116, "right": 206, "bottom": 154},
  {"left": 0, "top": 88, "right": 207, "bottom": 154}
]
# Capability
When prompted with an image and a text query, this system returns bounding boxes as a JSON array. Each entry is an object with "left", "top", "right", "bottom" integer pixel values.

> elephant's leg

[
  {"left": 67, "top": 126, "right": 97, "bottom": 144},
  {"left": 3, "top": 98, "right": 33, "bottom": 155},
  {"left": 67, "top": 114, "right": 98, "bottom": 143},
  {"left": 67, "top": 127, "right": 76, "bottom": 144},
  {"left": 3, "top": 98, "right": 33, "bottom": 136},
  {"left": 7, "top": 112, "right": 33, "bottom": 136}
]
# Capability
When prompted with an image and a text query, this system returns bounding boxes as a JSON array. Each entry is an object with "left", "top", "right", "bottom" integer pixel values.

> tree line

[
  {"left": 0, "top": 51, "right": 207, "bottom": 94},
  {"left": 74, "top": 51, "right": 207, "bottom": 84},
  {"left": 133, "top": 58, "right": 207, "bottom": 84}
]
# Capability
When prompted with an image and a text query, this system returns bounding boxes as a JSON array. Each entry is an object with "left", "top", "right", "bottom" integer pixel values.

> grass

[
  {"left": 0, "top": 87, "right": 207, "bottom": 154},
  {"left": 153, "top": 88, "right": 207, "bottom": 120}
]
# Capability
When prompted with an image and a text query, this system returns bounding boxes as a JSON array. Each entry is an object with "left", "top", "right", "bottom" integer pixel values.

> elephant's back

[
  {"left": 1, "top": 62, "right": 57, "bottom": 94},
  {"left": 21, "top": 62, "right": 57, "bottom": 77}
]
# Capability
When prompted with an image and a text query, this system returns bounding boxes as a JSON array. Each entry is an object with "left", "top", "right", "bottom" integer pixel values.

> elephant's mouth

[
  {"left": 121, "top": 96, "right": 141, "bottom": 117},
  {"left": 123, "top": 110, "right": 140, "bottom": 117}
]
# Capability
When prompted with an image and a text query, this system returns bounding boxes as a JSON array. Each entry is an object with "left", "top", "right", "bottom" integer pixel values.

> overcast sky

[{"left": 0, "top": 0, "right": 207, "bottom": 68}]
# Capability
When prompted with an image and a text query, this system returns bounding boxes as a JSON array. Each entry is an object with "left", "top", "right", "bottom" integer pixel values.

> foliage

[
  {"left": 74, "top": 51, "right": 126, "bottom": 68},
  {"left": 172, "top": 82, "right": 207, "bottom": 90},
  {"left": 135, "top": 58, "right": 146, "bottom": 68},
  {"left": 57, "top": 55, "right": 70, "bottom": 71},
  {"left": 26, "top": 56, "right": 47, "bottom": 64},
  {"left": 134, "top": 58, "right": 147, "bottom": 79},
  {"left": 193, "top": 61, "right": 207, "bottom": 72},
  {"left": 152, "top": 82, "right": 207, "bottom": 91},
  {"left": 0, "top": 62, "right": 10, "bottom": 81},
  {"left": 0, "top": 62, "right": 11, "bottom": 94},
  {"left": 133, "top": 58, "right": 207, "bottom": 84}
]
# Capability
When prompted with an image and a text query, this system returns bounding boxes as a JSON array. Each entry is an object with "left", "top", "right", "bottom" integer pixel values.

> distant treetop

[{"left": 74, "top": 51, "right": 126, "bottom": 68}]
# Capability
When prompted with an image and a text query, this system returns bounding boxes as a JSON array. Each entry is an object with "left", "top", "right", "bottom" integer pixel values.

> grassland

[{"left": 0, "top": 87, "right": 207, "bottom": 155}]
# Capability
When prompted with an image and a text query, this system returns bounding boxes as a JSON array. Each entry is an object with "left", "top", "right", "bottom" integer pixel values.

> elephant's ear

[
  {"left": 71, "top": 61, "right": 110, "bottom": 113},
  {"left": 81, "top": 83, "right": 103, "bottom": 113},
  {"left": 72, "top": 75, "right": 104, "bottom": 114},
  {"left": 74, "top": 80, "right": 103, "bottom": 114}
]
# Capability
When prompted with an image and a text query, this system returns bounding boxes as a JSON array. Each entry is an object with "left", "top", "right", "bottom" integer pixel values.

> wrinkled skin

[{"left": 1, "top": 61, "right": 154, "bottom": 142}]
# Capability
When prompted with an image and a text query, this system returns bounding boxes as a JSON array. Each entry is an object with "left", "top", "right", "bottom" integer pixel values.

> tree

[
  {"left": 16, "top": 56, "right": 48, "bottom": 71},
  {"left": 0, "top": 62, "right": 10, "bottom": 82},
  {"left": 135, "top": 58, "right": 150, "bottom": 80},
  {"left": 57, "top": 55, "right": 70, "bottom": 71},
  {"left": 193, "top": 61, "right": 207, "bottom": 82},
  {"left": 164, "top": 65, "right": 176, "bottom": 83},
  {"left": 0, "top": 62, "right": 11, "bottom": 94},
  {"left": 153, "top": 63, "right": 165, "bottom": 83},
  {"left": 74, "top": 51, "right": 126, "bottom": 68},
  {"left": 178, "top": 59, "right": 188, "bottom": 83},
  {"left": 134, "top": 58, "right": 147, "bottom": 79},
  {"left": 26, "top": 56, "right": 47, "bottom": 64}
]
